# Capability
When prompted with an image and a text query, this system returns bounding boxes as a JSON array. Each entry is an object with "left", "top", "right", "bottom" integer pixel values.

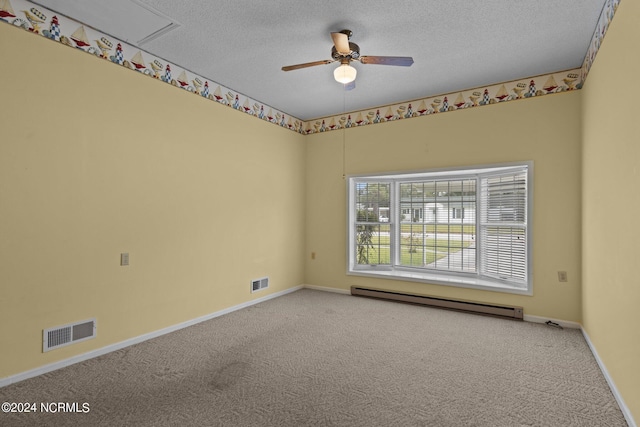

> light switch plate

[{"left": 121, "top": 253, "right": 129, "bottom": 266}]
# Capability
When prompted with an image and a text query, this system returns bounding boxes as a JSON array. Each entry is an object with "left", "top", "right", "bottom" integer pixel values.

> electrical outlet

[
  {"left": 121, "top": 253, "right": 129, "bottom": 266},
  {"left": 557, "top": 271, "right": 567, "bottom": 282}
]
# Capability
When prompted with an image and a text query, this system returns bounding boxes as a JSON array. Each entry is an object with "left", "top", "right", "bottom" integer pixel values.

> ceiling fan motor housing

[{"left": 332, "top": 42, "right": 360, "bottom": 60}]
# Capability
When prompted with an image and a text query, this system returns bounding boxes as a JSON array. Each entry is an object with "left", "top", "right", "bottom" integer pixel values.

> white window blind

[
  {"left": 479, "top": 168, "right": 528, "bottom": 285},
  {"left": 354, "top": 182, "right": 391, "bottom": 266}
]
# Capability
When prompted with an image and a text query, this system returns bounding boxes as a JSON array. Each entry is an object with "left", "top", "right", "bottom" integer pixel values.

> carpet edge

[
  {"left": 581, "top": 327, "right": 637, "bottom": 427},
  {"left": 0, "top": 285, "right": 305, "bottom": 388}
]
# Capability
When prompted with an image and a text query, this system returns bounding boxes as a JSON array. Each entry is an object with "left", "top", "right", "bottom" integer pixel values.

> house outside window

[{"left": 347, "top": 162, "right": 532, "bottom": 295}]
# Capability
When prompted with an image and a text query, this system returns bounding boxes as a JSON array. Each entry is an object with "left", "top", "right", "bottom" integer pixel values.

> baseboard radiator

[{"left": 350, "top": 286, "right": 523, "bottom": 320}]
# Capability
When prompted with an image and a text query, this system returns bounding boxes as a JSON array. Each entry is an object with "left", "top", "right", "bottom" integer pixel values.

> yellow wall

[
  {"left": 582, "top": 0, "right": 640, "bottom": 420},
  {"left": 306, "top": 92, "right": 583, "bottom": 321},
  {"left": 0, "top": 23, "right": 306, "bottom": 377},
  {"left": 2, "top": 4, "right": 637, "bottom": 420}
]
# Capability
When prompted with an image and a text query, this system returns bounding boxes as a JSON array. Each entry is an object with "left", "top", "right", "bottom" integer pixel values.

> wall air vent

[
  {"left": 43, "top": 318, "right": 96, "bottom": 352},
  {"left": 251, "top": 277, "right": 269, "bottom": 293}
]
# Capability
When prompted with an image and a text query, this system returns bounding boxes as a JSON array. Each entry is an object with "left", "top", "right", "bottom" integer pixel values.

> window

[
  {"left": 452, "top": 207, "right": 464, "bottom": 219},
  {"left": 347, "top": 163, "right": 532, "bottom": 294}
]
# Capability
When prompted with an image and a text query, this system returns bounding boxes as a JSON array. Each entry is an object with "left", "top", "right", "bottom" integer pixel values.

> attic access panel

[{"left": 31, "top": 0, "right": 179, "bottom": 45}]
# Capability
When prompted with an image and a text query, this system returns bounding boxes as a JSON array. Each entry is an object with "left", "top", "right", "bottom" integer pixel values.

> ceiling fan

[{"left": 281, "top": 29, "right": 414, "bottom": 89}]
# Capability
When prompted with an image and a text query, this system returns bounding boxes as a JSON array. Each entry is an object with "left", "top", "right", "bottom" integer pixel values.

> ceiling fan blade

[
  {"left": 359, "top": 56, "right": 414, "bottom": 66},
  {"left": 331, "top": 32, "right": 351, "bottom": 55},
  {"left": 281, "top": 60, "right": 334, "bottom": 72}
]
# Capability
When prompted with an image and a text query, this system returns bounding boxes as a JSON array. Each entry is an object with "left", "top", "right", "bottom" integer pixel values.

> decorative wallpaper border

[
  {"left": 581, "top": 0, "right": 621, "bottom": 83},
  {"left": 0, "top": 0, "right": 621, "bottom": 136},
  {"left": 302, "top": 0, "right": 622, "bottom": 135},
  {"left": 0, "top": 0, "right": 305, "bottom": 133},
  {"left": 303, "top": 69, "right": 582, "bottom": 134}
]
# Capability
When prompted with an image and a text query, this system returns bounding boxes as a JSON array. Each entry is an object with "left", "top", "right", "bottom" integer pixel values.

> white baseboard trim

[
  {"left": 524, "top": 314, "right": 635, "bottom": 426},
  {"left": 303, "top": 284, "right": 351, "bottom": 295},
  {"left": 523, "top": 314, "right": 582, "bottom": 329},
  {"left": 524, "top": 314, "right": 636, "bottom": 425},
  {"left": 0, "top": 285, "right": 304, "bottom": 389},
  {"left": 581, "top": 328, "right": 637, "bottom": 427},
  {"left": 2, "top": 284, "right": 637, "bottom": 427}
]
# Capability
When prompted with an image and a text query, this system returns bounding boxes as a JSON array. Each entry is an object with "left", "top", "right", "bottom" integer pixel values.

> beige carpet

[{"left": 0, "top": 289, "right": 627, "bottom": 426}]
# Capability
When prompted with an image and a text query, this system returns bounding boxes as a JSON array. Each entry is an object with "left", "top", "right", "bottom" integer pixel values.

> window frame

[{"left": 346, "top": 162, "right": 533, "bottom": 295}]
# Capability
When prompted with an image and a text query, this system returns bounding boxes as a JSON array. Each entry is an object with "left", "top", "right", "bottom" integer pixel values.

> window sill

[{"left": 347, "top": 268, "right": 532, "bottom": 296}]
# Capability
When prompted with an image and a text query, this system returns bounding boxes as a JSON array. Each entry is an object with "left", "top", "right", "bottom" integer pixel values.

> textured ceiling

[{"left": 33, "top": 0, "right": 607, "bottom": 120}]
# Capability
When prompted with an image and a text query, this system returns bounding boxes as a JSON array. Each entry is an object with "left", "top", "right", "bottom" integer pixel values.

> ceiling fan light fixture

[{"left": 334, "top": 63, "right": 357, "bottom": 84}]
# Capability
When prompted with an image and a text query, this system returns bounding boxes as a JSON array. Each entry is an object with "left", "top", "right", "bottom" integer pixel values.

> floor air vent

[
  {"left": 251, "top": 277, "right": 269, "bottom": 293},
  {"left": 351, "top": 287, "right": 523, "bottom": 320},
  {"left": 43, "top": 318, "right": 96, "bottom": 352}
]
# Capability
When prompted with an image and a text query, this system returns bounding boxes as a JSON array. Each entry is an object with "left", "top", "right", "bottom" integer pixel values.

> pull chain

[{"left": 342, "top": 87, "right": 346, "bottom": 180}]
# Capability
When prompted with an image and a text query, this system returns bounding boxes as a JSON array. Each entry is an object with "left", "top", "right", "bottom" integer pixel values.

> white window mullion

[
  {"left": 475, "top": 177, "right": 484, "bottom": 277},
  {"left": 391, "top": 180, "right": 399, "bottom": 267}
]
